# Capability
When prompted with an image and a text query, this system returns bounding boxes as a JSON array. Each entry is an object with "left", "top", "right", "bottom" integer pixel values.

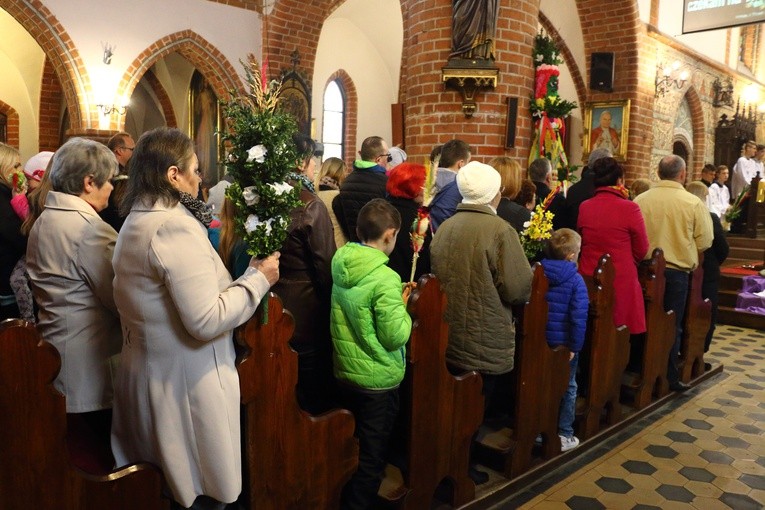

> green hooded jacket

[{"left": 330, "top": 242, "right": 412, "bottom": 390}]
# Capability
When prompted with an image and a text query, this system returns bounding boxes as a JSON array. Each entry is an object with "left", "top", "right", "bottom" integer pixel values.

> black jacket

[
  {"left": 0, "top": 183, "right": 26, "bottom": 295},
  {"left": 332, "top": 163, "right": 387, "bottom": 242},
  {"left": 559, "top": 167, "right": 595, "bottom": 230},
  {"left": 386, "top": 196, "right": 431, "bottom": 283}
]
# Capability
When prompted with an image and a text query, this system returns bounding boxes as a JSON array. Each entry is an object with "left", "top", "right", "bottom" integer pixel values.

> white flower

[
  {"left": 268, "top": 181, "right": 293, "bottom": 195},
  {"left": 535, "top": 54, "right": 544, "bottom": 62},
  {"left": 242, "top": 186, "right": 259, "bottom": 206},
  {"left": 228, "top": 152, "right": 237, "bottom": 163},
  {"left": 523, "top": 220, "right": 531, "bottom": 229},
  {"left": 246, "top": 144, "right": 267, "bottom": 163},
  {"left": 245, "top": 214, "right": 261, "bottom": 233}
]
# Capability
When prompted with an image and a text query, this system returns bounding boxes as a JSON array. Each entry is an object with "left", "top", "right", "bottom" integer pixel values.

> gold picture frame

[{"left": 583, "top": 99, "right": 630, "bottom": 161}]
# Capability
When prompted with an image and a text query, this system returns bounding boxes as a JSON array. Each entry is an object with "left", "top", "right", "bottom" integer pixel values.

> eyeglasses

[{"left": 379, "top": 153, "right": 392, "bottom": 163}]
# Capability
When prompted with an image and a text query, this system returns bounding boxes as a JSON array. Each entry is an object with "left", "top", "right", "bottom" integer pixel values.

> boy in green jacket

[{"left": 330, "top": 198, "right": 413, "bottom": 509}]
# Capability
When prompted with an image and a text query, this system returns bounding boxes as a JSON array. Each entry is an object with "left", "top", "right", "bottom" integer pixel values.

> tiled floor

[{"left": 489, "top": 324, "right": 765, "bottom": 510}]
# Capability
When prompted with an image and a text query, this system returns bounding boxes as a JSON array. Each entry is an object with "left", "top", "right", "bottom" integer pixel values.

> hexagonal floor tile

[
  {"left": 631, "top": 505, "right": 661, "bottom": 510},
  {"left": 645, "top": 444, "right": 679, "bottom": 459},
  {"left": 679, "top": 466, "right": 716, "bottom": 483},
  {"left": 720, "top": 492, "right": 762, "bottom": 510},
  {"left": 700, "top": 451, "right": 735, "bottom": 465},
  {"left": 665, "top": 430, "right": 696, "bottom": 443},
  {"left": 622, "top": 460, "right": 657, "bottom": 475},
  {"left": 714, "top": 398, "right": 740, "bottom": 407},
  {"left": 734, "top": 423, "right": 762, "bottom": 435},
  {"left": 739, "top": 473, "right": 765, "bottom": 490},
  {"left": 656, "top": 484, "right": 695, "bottom": 503},
  {"left": 683, "top": 419, "right": 713, "bottom": 430},
  {"left": 565, "top": 495, "right": 605, "bottom": 510},
  {"left": 699, "top": 408, "right": 726, "bottom": 418},
  {"left": 727, "top": 389, "right": 753, "bottom": 398},
  {"left": 717, "top": 436, "right": 750, "bottom": 449},
  {"left": 594, "top": 476, "right": 633, "bottom": 494}
]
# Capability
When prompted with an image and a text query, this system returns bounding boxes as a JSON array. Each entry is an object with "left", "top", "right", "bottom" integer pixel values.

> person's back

[
  {"left": 333, "top": 136, "right": 390, "bottom": 242},
  {"left": 330, "top": 198, "right": 413, "bottom": 509},
  {"left": 429, "top": 139, "right": 471, "bottom": 231},
  {"left": 539, "top": 229, "right": 589, "bottom": 452}
]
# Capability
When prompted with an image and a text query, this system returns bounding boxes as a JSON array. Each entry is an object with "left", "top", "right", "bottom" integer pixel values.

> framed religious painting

[{"left": 583, "top": 99, "right": 630, "bottom": 161}]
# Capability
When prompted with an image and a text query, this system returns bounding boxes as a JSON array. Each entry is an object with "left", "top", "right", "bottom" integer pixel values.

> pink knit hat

[{"left": 23, "top": 151, "right": 54, "bottom": 182}]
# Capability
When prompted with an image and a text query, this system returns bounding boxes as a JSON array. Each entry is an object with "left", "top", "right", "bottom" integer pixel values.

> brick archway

[
  {"left": 0, "top": 99, "right": 20, "bottom": 148},
  {"left": 325, "top": 69, "right": 358, "bottom": 166},
  {"left": 117, "top": 30, "right": 243, "bottom": 130},
  {"left": 143, "top": 70, "right": 178, "bottom": 128},
  {"left": 683, "top": 86, "right": 706, "bottom": 177},
  {"left": 538, "top": 12, "right": 587, "bottom": 107},
  {"left": 0, "top": 1, "right": 90, "bottom": 131}
]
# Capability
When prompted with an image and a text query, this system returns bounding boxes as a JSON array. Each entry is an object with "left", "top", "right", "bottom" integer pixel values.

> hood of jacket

[
  {"left": 542, "top": 258, "right": 579, "bottom": 286},
  {"left": 332, "top": 242, "right": 389, "bottom": 289}
]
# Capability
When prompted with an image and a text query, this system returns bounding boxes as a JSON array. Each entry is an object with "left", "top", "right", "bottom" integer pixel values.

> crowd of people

[{"left": 0, "top": 129, "right": 740, "bottom": 509}]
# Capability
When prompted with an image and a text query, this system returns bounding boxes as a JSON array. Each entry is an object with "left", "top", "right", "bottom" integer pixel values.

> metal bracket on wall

[{"left": 441, "top": 66, "right": 498, "bottom": 118}]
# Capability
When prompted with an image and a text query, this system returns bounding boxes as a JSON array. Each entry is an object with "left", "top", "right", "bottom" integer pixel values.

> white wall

[
  {"left": 312, "top": 0, "right": 403, "bottom": 153},
  {"left": 658, "top": 0, "right": 730, "bottom": 66}
]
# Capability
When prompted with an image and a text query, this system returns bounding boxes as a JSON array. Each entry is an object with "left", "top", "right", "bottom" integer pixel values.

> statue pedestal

[{"left": 441, "top": 63, "right": 498, "bottom": 118}]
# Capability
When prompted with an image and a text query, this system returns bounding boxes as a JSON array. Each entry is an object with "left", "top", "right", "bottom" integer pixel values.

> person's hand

[
  {"left": 402, "top": 282, "right": 417, "bottom": 304},
  {"left": 569, "top": 351, "right": 575, "bottom": 361},
  {"left": 249, "top": 251, "right": 280, "bottom": 286}
]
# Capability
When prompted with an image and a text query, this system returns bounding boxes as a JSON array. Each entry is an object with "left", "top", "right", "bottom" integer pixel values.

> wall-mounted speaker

[{"left": 590, "top": 52, "right": 614, "bottom": 92}]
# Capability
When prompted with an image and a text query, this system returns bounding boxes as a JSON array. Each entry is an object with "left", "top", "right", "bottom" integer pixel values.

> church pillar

[{"left": 399, "top": 0, "right": 540, "bottom": 163}]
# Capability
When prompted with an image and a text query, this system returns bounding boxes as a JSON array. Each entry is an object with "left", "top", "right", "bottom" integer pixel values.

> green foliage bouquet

[{"left": 222, "top": 57, "right": 302, "bottom": 258}]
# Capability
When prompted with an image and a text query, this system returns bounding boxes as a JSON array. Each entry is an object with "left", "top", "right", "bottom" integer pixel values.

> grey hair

[
  {"left": 587, "top": 147, "right": 612, "bottom": 167},
  {"left": 49, "top": 138, "right": 117, "bottom": 195},
  {"left": 657, "top": 155, "right": 685, "bottom": 180},
  {"left": 528, "top": 157, "right": 552, "bottom": 182}
]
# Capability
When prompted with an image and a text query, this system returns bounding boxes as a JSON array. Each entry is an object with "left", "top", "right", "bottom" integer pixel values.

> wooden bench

[
  {"left": 576, "top": 255, "right": 630, "bottom": 440},
  {"left": 394, "top": 274, "right": 484, "bottom": 509},
  {"left": 478, "top": 264, "right": 570, "bottom": 478},
  {"left": 236, "top": 294, "right": 358, "bottom": 510},
  {"left": 0, "top": 319, "right": 170, "bottom": 510},
  {"left": 623, "top": 249, "right": 675, "bottom": 409},
  {"left": 680, "top": 252, "right": 712, "bottom": 382}
]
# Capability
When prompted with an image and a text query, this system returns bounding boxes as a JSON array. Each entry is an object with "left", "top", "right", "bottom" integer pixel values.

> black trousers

[
  {"left": 339, "top": 386, "right": 400, "bottom": 510},
  {"left": 663, "top": 269, "right": 689, "bottom": 384}
]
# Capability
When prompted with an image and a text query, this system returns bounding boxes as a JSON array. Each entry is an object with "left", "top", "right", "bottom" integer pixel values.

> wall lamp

[
  {"left": 97, "top": 104, "right": 128, "bottom": 117},
  {"left": 655, "top": 61, "right": 689, "bottom": 97}
]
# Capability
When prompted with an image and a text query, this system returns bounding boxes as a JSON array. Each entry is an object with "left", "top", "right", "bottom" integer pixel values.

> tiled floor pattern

[{"left": 490, "top": 324, "right": 765, "bottom": 510}]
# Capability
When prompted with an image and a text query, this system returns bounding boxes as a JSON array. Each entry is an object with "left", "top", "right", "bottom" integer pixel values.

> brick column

[{"left": 399, "top": 0, "right": 540, "bottom": 163}]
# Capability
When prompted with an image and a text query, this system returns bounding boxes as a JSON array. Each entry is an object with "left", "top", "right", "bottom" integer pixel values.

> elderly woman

[
  {"left": 271, "top": 132, "right": 336, "bottom": 414},
  {"left": 385, "top": 162, "right": 430, "bottom": 283},
  {"left": 0, "top": 143, "right": 25, "bottom": 319},
  {"left": 26, "top": 138, "right": 120, "bottom": 442},
  {"left": 490, "top": 156, "right": 531, "bottom": 233},
  {"left": 577, "top": 157, "right": 649, "bottom": 368},
  {"left": 110, "top": 128, "right": 279, "bottom": 510}
]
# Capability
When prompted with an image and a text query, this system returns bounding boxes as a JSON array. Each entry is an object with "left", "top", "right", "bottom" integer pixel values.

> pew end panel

[
  {"left": 397, "top": 274, "right": 483, "bottom": 509},
  {"left": 577, "top": 255, "right": 630, "bottom": 441},
  {"left": 236, "top": 294, "right": 358, "bottom": 510},
  {"left": 680, "top": 252, "right": 712, "bottom": 382},
  {"left": 627, "top": 249, "right": 675, "bottom": 409},
  {"left": 0, "top": 319, "right": 170, "bottom": 510}
]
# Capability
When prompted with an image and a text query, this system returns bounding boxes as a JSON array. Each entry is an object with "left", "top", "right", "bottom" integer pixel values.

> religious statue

[{"left": 450, "top": 0, "right": 499, "bottom": 62}]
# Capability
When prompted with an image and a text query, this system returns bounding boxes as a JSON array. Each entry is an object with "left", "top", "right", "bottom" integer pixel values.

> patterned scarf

[
  {"left": 610, "top": 184, "right": 630, "bottom": 199},
  {"left": 287, "top": 171, "right": 315, "bottom": 194},
  {"left": 179, "top": 191, "right": 213, "bottom": 227}
]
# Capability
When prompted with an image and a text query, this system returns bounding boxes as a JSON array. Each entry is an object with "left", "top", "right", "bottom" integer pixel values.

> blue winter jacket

[
  {"left": 540, "top": 258, "right": 589, "bottom": 353},
  {"left": 429, "top": 169, "right": 462, "bottom": 232}
]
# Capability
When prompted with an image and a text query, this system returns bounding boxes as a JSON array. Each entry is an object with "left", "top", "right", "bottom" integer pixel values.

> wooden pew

[
  {"left": 576, "top": 255, "right": 630, "bottom": 440},
  {"left": 476, "top": 264, "right": 569, "bottom": 478},
  {"left": 236, "top": 294, "right": 358, "bottom": 510},
  {"left": 0, "top": 319, "right": 170, "bottom": 510},
  {"left": 395, "top": 274, "right": 484, "bottom": 509},
  {"left": 623, "top": 249, "right": 675, "bottom": 409},
  {"left": 680, "top": 252, "right": 712, "bottom": 382}
]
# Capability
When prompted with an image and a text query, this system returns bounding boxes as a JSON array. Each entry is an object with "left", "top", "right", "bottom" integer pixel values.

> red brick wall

[
  {"left": 0, "top": 100, "right": 20, "bottom": 148},
  {"left": 39, "top": 57, "right": 62, "bottom": 151},
  {"left": 144, "top": 70, "right": 178, "bottom": 129},
  {"left": 263, "top": 0, "right": 328, "bottom": 82}
]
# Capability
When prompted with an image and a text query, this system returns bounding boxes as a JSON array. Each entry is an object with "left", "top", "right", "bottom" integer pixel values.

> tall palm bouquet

[{"left": 221, "top": 56, "right": 302, "bottom": 258}]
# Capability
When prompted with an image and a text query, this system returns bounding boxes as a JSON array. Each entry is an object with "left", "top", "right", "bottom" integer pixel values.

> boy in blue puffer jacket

[
  {"left": 331, "top": 198, "right": 413, "bottom": 509},
  {"left": 540, "top": 228, "right": 589, "bottom": 452}
]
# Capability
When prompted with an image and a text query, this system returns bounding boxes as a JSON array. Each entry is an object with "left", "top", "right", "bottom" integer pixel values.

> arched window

[{"left": 322, "top": 80, "right": 345, "bottom": 161}]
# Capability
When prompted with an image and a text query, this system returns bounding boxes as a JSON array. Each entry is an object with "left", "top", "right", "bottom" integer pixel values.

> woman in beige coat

[
  {"left": 26, "top": 138, "right": 121, "bottom": 445},
  {"left": 110, "top": 128, "right": 279, "bottom": 510}
]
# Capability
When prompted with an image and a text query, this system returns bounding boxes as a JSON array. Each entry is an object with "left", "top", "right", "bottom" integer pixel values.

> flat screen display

[{"left": 683, "top": 0, "right": 765, "bottom": 34}]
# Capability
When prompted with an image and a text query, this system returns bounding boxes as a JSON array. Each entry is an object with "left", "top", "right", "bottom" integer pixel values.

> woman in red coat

[{"left": 577, "top": 157, "right": 649, "bottom": 336}]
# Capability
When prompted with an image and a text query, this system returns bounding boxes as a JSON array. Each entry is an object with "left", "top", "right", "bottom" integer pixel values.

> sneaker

[{"left": 560, "top": 435, "right": 580, "bottom": 452}]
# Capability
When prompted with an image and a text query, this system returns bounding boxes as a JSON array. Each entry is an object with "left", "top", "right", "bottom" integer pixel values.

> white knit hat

[
  {"left": 457, "top": 161, "right": 501, "bottom": 205},
  {"left": 23, "top": 151, "right": 54, "bottom": 182},
  {"left": 389, "top": 147, "right": 407, "bottom": 168}
]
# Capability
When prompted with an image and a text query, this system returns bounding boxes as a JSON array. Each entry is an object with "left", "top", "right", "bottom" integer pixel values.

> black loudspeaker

[{"left": 590, "top": 52, "right": 614, "bottom": 92}]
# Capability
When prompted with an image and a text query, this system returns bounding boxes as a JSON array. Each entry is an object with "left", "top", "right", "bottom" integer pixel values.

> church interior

[{"left": 1, "top": 0, "right": 765, "bottom": 509}]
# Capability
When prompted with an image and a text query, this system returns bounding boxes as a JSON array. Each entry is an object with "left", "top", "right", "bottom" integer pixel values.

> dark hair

[
  {"left": 527, "top": 158, "right": 551, "bottom": 182},
  {"left": 107, "top": 132, "right": 132, "bottom": 152},
  {"left": 120, "top": 127, "right": 194, "bottom": 216},
  {"left": 356, "top": 198, "right": 401, "bottom": 242},
  {"left": 430, "top": 144, "right": 443, "bottom": 165},
  {"left": 439, "top": 139, "right": 471, "bottom": 169},
  {"left": 292, "top": 132, "right": 315, "bottom": 167},
  {"left": 545, "top": 228, "right": 581, "bottom": 260},
  {"left": 592, "top": 157, "right": 624, "bottom": 187},
  {"left": 386, "top": 162, "right": 426, "bottom": 200},
  {"left": 657, "top": 155, "right": 685, "bottom": 180},
  {"left": 702, "top": 163, "right": 716, "bottom": 175},
  {"left": 513, "top": 179, "right": 536, "bottom": 207},
  {"left": 359, "top": 136, "right": 385, "bottom": 161}
]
